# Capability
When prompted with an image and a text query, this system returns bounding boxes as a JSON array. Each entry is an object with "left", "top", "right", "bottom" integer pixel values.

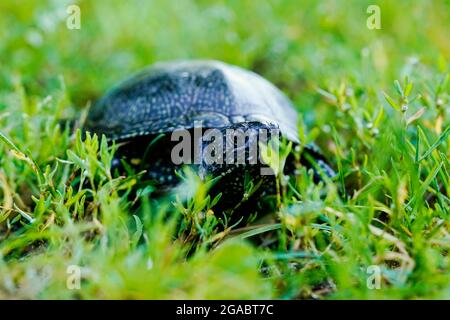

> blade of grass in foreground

[
  {"left": 419, "top": 125, "right": 450, "bottom": 162},
  {"left": 231, "top": 223, "right": 282, "bottom": 240},
  {"left": 0, "top": 130, "right": 46, "bottom": 192}
]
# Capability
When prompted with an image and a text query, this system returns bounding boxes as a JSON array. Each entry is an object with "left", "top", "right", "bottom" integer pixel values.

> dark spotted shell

[{"left": 85, "top": 60, "right": 299, "bottom": 142}]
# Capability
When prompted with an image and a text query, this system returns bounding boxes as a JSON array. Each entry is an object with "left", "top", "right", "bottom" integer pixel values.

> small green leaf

[
  {"left": 404, "top": 81, "right": 413, "bottom": 97},
  {"left": 131, "top": 215, "right": 143, "bottom": 247},
  {"left": 67, "top": 149, "right": 86, "bottom": 169},
  {"left": 394, "top": 80, "right": 404, "bottom": 96},
  {"left": 316, "top": 87, "right": 337, "bottom": 103},
  {"left": 383, "top": 92, "right": 399, "bottom": 110}
]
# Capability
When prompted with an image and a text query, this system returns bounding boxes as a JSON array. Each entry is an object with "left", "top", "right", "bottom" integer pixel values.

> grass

[{"left": 0, "top": 0, "right": 449, "bottom": 299}]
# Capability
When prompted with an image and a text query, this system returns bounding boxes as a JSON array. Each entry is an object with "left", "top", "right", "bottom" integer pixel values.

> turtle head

[{"left": 197, "top": 121, "right": 280, "bottom": 212}]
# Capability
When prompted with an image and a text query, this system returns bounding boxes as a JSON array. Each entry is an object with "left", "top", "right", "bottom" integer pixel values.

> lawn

[{"left": 0, "top": 0, "right": 448, "bottom": 299}]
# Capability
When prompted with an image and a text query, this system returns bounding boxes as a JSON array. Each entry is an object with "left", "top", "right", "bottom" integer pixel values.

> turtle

[{"left": 84, "top": 60, "right": 334, "bottom": 216}]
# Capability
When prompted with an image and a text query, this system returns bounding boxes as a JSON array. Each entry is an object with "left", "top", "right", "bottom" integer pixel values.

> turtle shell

[{"left": 85, "top": 60, "right": 299, "bottom": 142}]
